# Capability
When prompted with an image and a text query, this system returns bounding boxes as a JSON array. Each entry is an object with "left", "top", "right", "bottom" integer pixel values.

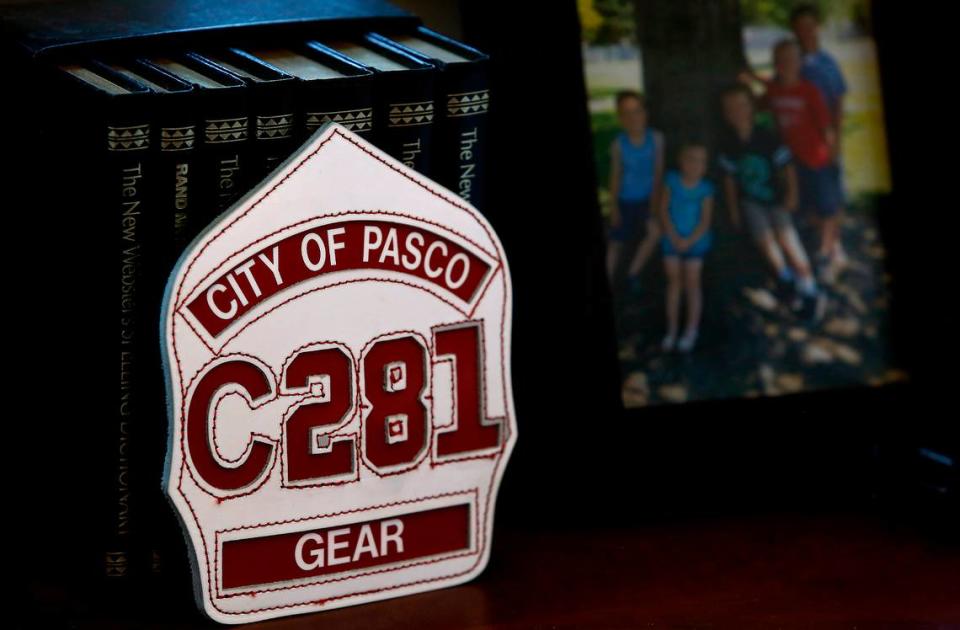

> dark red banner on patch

[
  {"left": 220, "top": 504, "right": 472, "bottom": 591},
  {"left": 186, "top": 220, "right": 492, "bottom": 337}
]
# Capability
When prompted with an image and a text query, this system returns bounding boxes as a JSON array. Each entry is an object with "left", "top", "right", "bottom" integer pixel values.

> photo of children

[{"left": 579, "top": 0, "right": 903, "bottom": 406}]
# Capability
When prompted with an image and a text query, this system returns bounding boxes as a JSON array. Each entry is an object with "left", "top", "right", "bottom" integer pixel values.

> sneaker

[
  {"left": 815, "top": 253, "right": 836, "bottom": 285},
  {"left": 798, "top": 291, "right": 826, "bottom": 324},
  {"left": 775, "top": 276, "right": 796, "bottom": 307},
  {"left": 661, "top": 333, "right": 677, "bottom": 352},
  {"left": 827, "top": 247, "right": 847, "bottom": 282},
  {"left": 833, "top": 244, "right": 849, "bottom": 269},
  {"left": 792, "top": 277, "right": 818, "bottom": 313},
  {"left": 677, "top": 330, "right": 698, "bottom": 353}
]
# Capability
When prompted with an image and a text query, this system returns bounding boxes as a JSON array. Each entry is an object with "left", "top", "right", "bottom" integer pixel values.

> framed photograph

[{"left": 579, "top": 0, "right": 904, "bottom": 407}]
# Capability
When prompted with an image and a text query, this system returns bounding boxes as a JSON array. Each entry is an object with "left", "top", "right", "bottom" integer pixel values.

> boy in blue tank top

[
  {"left": 607, "top": 91, "right": 664, "bottom": 291},
  {"left": 658, "top": 143, "right": 714, "bottom": 353}
]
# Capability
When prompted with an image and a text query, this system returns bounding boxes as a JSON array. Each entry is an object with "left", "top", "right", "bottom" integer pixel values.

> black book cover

[
  {"left": 246, "top": 43, "right": 375, "bottom": 146},
  {"left": 371, "top": 27, "right": 490, "bottom": 211},
  {"left": 197, "top": 48, "right": 298, "bottom": 183},
  {"left": 148, "top": 54, "right": 249, "bottom": 217},
  {"left": 317, "top": 35, "right": 437, "bottom": 176},
  {"left": 99, "top": 58, "right": 199, "bottom": 584},
  {"left": 44, "top": 61, "right": 154, "bottom": 587},
  {"left": 108, "top": 59, "right": 198, "bottom": 250}
]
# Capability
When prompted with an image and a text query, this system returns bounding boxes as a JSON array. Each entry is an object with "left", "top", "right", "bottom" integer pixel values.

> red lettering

[
  {"left": 362, "top": 336, "right": 430, "bottom": 473},
  {"left": 186, "top": 360, "right": 276, "bottom": 492},
  {"left": 183, "top": 323, "right": 499, "bottom": 492},
  {"left": 282, "top": 346, "right": 357, "bottom": 485},
  {"left": 435, "top": 323, "right": 502, "bottom": 457}
]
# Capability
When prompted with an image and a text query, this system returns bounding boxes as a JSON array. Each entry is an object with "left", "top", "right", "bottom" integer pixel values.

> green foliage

[
  {"left": 591, "top": 110, "right": 621, "bottom": 201},
  {"left": 741, "top": 0, "right": 804, "bottom": 26},
  {"left": 582, "top": 0, "right": 874, "bottom": 41},
  {"left": 584, "top": 0, "right": 637, "bottom": 45},
  {"left": 740, "top": 0, "right": 871, "bottom": 27},
  {"left": 578, "top": 0, "right": 603, "bottom": 41}
]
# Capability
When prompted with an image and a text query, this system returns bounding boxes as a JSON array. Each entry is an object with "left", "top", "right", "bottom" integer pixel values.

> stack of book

[
  {"left": 1, "top": 0, "right": 489, "bottom": 597},
  {"left": 48, "top": 29, "right": 490, "bottom": 240}
]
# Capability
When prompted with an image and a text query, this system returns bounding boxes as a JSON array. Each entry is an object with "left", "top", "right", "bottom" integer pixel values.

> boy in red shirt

[{"left": 765, "top": 39, "right": 841, "bottom": 278}]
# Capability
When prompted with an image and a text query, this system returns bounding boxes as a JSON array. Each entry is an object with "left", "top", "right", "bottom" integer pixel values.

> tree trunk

[{"left": 634, "top": 0, "right": 747, "bottom": 162}]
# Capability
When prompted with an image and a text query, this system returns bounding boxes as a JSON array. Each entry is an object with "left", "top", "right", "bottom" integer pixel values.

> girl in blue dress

[{"left": 657, "top": 143, "right": 714, "bottom": 353}]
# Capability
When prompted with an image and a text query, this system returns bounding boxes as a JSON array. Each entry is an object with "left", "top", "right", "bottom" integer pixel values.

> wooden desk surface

[{"left": 27, "top": 512, "right": 960, "bottom": 628}]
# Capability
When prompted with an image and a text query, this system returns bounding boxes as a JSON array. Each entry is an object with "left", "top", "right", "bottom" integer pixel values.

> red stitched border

[
  {"left": 212, "top": 489, "right": 479, "bottom": 598},
  {"left": 168, "top": 127, "right": 514, "bottom": 617},
  {"left": 170, "top": 128, "right": 502, "bottom": 396},
  {"left": 277, "top": 341, "right": 362, "bottom": 490},
  {"left": 467, "top": 261, "right": 501, "bottom": 319},
  {"left": 429, "top": 318, "right": 507, "bottom": 465},
  {"left": 179, "top": 209, "right": 499, "bottom": 312},
  {"left": 180, "top": 353, "right": 281, "bottom": 501},
  {"left": 179, "top": 310, "right": 216, "bottom": 356},
  {"left": 220, "top": 550, "right": 479, "bottom": 600},
  {"left": 356, "top": 329, "right": 433, "bottom": 479},
  {"left": 218, "top": 277, "right": 473, "bottom": 350}
]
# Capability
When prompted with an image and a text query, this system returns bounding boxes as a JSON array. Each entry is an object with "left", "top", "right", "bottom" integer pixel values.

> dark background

[{"left": 11, "top": 0, "right": 957, "bottom": 626}]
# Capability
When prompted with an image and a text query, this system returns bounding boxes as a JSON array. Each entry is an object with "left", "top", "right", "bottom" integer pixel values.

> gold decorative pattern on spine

[
  {"left": 205, "top": 117, "right": 248, "bottom": 144},
  {"left": 107, "top": 124, "right": 150, "bottom": 151},
  {"left": 161, "top": 125, "right": 195, "bottom": 152},
  {"left": 388, "top": 101, "right": 434, "bottom": 127},
  {"left": 105, "top": 551, "right": 128, "bottom": 577},
  {"left": 306, "top": 107, "right": 374, "bottom": 133},
  {"left": 256, "top": 114, "right": 294, "bottom": 140},
  {"left": 447, "top": 90, "right": 490, "bottom": 118}
]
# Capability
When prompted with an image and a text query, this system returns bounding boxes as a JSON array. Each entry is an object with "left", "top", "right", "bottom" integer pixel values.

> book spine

[
  {"left": 375, "top": 69, "right": 436, "bottom": 176},
  {"left": 109, "top": 107, "right": 152, "bottom": 585},
  {"left": 252, "top": 83, "right": 297, "bottom": 180},
  {"left": 162, "top": 117, "right": 200, "bottom": 249},
  {"left": 437, "top": 66, "right": 490, "bottom": 211},
  {"left": 199, "top": 94, "right": 250, "bottom": 216},
  {"left": 150, "top": 99, "right": 198, "bottom": 582},
  {"left": 300, "top": 76, "right": 375, "bottom": 145}
]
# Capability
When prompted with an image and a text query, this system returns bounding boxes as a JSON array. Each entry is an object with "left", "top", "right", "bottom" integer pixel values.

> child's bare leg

[
  {"left": 663, "top": 256, "right": 682, "bottom": 345},
  {"left": 819, "top": 216, "right": 840, "bottom": 258},
  {"left": 745, "top": 203, "right": 792, "bottom": 288},
  {"left": 777, "top": 225, "right": 820, "bottom": 307},
  {"left": 606, "top": 241, "right": 622, "bottom": 283},
  {"left": 627, "top": 218, "right": 661, "bottom": 277},
  {"left": 682, "top": 260, "right": 703, "bottom": 336},
  {"left": 833, "top": 209, "right": 848, "bottom": 262},
  {"left": 775, "top": 226, "right": 813, "bottom": 281},
  {"left": 755, "top": 231, "right": 788, "bottom": 278}
]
